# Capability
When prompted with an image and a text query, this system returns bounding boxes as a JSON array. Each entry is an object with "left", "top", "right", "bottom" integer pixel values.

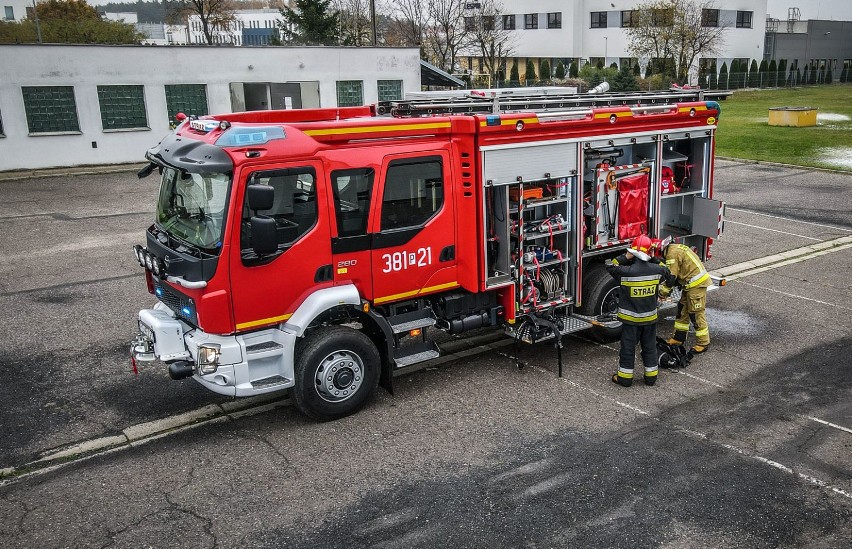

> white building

[
  {"left": 462, "top": 0, "right": 768, "bottom": 84},
  {"left": 2, "top": 0, "right": 31, "bottom": 21},
  {"left": 0, "top": 44, "right": 421, "bottom": 171},
  {"left": 188, "top": 9, "right": 288, "bottom": 46}
]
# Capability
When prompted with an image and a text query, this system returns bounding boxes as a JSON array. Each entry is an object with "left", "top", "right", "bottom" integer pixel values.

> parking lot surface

[{"left": 0, "top": 160, "right": 850, "bottom": 547}]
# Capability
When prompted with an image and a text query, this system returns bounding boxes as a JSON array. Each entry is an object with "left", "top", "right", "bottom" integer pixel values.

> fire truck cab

[{"left": 132, "top": 89, "right": 727, "bottom": 420}]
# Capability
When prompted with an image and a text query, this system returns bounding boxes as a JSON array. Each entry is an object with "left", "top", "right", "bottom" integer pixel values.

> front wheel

[
  {"left": 581, "top": 264, "right": 623, "bottom": 343},
  {"left": 293, "top": 326, "right": 380, "bottom": 421}
]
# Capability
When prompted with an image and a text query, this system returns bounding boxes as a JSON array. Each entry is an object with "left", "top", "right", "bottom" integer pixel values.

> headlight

[
  {"left": 133, "top": 245, "right": 145, "bottom": 267},
  {"left": 196, "top": 343, "right": 221, "bottom": 375},
  {"left": 145, "top": 255, "right": 154, "bottom": 270}
]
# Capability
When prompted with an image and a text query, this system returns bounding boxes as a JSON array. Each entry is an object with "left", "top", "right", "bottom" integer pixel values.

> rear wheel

[
  {"left": 581, "top": 264, "right": 622, "bottom": 343},
  {"left": 293, "top": 326, "right": 380, "bottom": 421}
]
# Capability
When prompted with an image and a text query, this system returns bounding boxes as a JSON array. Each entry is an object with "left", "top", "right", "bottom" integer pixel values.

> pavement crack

[{"left": 164, "top": 490, "right": 218, "bottom": 548}]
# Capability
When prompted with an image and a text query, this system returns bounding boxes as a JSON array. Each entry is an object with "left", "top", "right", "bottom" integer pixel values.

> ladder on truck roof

[{"left": 378, "top": 88, "right": 732, "bottom": 117}]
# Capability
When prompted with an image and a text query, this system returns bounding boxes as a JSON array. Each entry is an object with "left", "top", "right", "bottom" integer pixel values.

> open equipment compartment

[
  {"left": 581, "top": 135, "right": 657, "bottom": 253},
  {"left": 481, "top": 141, "right": 579, "bottom": 313},
  {"left": 657, "top": 131, "right": 724, "bottom": 255}
]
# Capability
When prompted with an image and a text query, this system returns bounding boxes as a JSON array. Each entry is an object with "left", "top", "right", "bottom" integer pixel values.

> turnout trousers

[
  {"left": 672, "top": 287, "right": 710, "bottom": 346},
  {"left": 617, "top": 323, "right": 659, "bottom": 382}
]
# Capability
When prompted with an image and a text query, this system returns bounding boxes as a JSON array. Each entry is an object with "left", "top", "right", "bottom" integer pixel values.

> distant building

[
  {"left": 2, "top": 0, "right": 32, "bottom": 21},
  {"left": 0, "top": 44, "right": 421, "bottom": 171},
  {"left": 187, "top": 9, "right": 290, "bottom": 46}
]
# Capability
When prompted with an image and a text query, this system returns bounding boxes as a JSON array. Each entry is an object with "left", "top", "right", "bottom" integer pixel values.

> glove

[
  {"left": 604, "top": 259, "right": 614, "bottom": 267},
  {"left": 659, "top": 285, "right": 671, "bottom": 298}
]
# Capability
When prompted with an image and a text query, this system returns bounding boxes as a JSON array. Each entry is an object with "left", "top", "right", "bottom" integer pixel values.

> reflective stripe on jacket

[
  {"left": 662, "top": 244, "right": 711, "bottom": 291},
  {"left": 605, "top": 254, "right": 670, "bottom": 325}
]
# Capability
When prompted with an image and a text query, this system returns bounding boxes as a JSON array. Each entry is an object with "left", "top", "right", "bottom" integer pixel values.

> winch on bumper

[{"left": 131, "top": 303, "right": 297, "bottom": 397}]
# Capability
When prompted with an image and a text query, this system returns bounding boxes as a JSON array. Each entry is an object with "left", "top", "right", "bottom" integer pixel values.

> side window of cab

[
  {"left": 380, "top": 156, "right": 444, "bottom": 231},
  {"left": 241, "top": 167, "right": 317, "bottom": 264}
]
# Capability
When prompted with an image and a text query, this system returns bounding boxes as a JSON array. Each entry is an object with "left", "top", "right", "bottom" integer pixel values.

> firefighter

[
  {"left": 605, "top": 235, "right": 672, "bottom": 387},
  {"left": 653, "top": 237, "right": 712, "bottom": 354}
]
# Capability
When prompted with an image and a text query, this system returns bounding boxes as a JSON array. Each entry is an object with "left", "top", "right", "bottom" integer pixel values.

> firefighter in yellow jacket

[{"left": 654, "top": 237, "right": 712, "bottom": 354}]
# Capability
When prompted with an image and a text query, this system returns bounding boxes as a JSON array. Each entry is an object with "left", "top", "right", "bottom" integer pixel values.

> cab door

[
  {"left": 229, "top": 160, "right": 332, "bottom": 331},
  {"left": 370, "top": 151, "right": 458, "bottom": 305}
]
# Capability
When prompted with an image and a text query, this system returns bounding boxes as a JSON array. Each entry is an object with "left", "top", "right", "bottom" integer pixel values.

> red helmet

[{"left": 629, "top": 235, "right": 653, "bottom": 261}]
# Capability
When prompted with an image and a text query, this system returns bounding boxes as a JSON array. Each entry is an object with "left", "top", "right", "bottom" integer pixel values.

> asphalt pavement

[{"left": 0, "top": 160, "right": 850, "bottom": 547}]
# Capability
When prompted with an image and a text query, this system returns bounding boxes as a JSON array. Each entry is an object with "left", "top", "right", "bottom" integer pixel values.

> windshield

[{"left": 155, "top": 168, "right": 231, "bottom": 251}]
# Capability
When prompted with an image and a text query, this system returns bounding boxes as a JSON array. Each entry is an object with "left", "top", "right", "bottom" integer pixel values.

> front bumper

[{"left": 131, "top": 304, "right": 297, "bottom": 397}]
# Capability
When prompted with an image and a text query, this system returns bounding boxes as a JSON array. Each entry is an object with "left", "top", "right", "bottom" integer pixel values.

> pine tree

[
  {"left": 555, "top": 60, "right": 566, "bottom": 79},
  {"left": 758, "top": 59, "right": 768, "bottom": 87},
  {"left": 768, "top": 59, "right": 777, "bottom": 87},
  {"left": 611, "top": 63, "right": 638, "bottom": 92},
  {"left": 280, "top": 0, "right": 339, "bottom": 46},
  {"left": 840, "top": 66, "right": 848, "bottom": 83},
  {"left": 749, "top": 59, "right": 759, "bottom": 87},
  {"left": 509, "top": 63, "right": 520, "bottom": 87},
  {"left": 525, "top": 59, "right": 537, "bottom": 85},
  {"left": 633, "top": 63, "right": 641, "bottom": 76},
  {"left": 569, "top": 59, "right": 579, "bottom": 78},
  {"left": 826, "top": 67, "right": 833, "bottom": 84},
  {"left": 708, "top": 60, "right": 718, "bottom": 89},
  {"left": 778, "top": 59, "right": 788, "bottom": 85},
  {"left": 718, "top": 62, "right": 728, "bottom": 89},
  {"left": 540, "top": 59, "right": 552, "bottom": 81}
]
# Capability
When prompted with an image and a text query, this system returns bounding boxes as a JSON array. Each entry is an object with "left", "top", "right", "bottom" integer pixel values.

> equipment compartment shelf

[
  {"left": 522, "top": 257, "right": 569, "bottom": 269},
  {"left": 520, "top": 229, "right": 569, "bottom": 240},
  {"left": 661, "top": 189, "right": 705, "bottom": 199}
]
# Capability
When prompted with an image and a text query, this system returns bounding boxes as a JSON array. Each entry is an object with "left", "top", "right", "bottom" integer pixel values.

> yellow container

[{"left": 768, "top": 107, "right": 817, "bottom": 127}]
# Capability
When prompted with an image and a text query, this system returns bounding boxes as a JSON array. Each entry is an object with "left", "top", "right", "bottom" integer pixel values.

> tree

[
  {"left": 383, "top": 0, "right": 426, "bottom": 51},
  {"left": 611, "top": 63, "right": 638, "bottom": 91},
  {"left": 718, "top": 61, "right": 728, "bottom": 89},
  {"left": 0, "top": 0, "right": 142, "bottom": 44},
  {"left": 758, "top": 59, "right": 767, "bottom": 87},
  {"left": 569, "top": 59, "right": 578, "bottom": 77},
  {"left": 169, "top": 0, "right": 236, "bottom": 45},
  {"left": 540, "top": 59, "right": 551, "bottom": 81},
  {"left": 464, "top": 0, "right": 515, "bottom": 88},
  {"left": 524, "top": 58, "right": 537, "bottom": 85},
  {"left": 279, "top": 0, "right": 339, "bottom": 45},
  {"left": 708, "top": 60, "right": 717, "bottom": 88},
  {"left": 825, "top": 67, "right": 833, "bottom": 84},
  {"left": 625, "top": 0, "right": 727, "bottom": 84},
  {"left": 841, "top": 65, "right": 848, "bottom": 83},
  {"left": 767, "top": 59, "right": 777, "bottom": 87},
  {"left": 509, "top": 62, "right": 520, "bottom": 86},
  {"left": 555, "top": 60, "right": 566, "bottom": 79},
  {"left": 748, "top": 59, "right": 759, "bottom": 87},
  {"left": 422, "top": 0, "right": 466, "bottom": 74},
  {"left": 335, "top": 0, "right": 373, "bottom": 46}
]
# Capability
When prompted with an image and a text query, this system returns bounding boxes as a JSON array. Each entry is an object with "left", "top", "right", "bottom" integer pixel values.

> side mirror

[
  {"left": 247, "top": 184, "right": 274, "bottom": 211},
  {"left": 250, "top": 216, "right": 279, "bottom": 256}
]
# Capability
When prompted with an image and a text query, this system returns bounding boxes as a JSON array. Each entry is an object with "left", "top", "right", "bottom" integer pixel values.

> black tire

[
  {"left": 293, "top": 326, "right": 380, "bottom": 421},
  {"left": 581, "top": 263, "right": 623, "bottom": 343}
]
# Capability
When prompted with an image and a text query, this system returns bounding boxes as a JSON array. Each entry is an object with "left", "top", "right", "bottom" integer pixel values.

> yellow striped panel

[
  {"left": 236, "top": 312, "right": 293, "bottom": 330},
  {"left": 304, "top": 121, "right": 451, "bottom": 137},
  {"left": 678, "top": 105, "right": 709, "bottom": 113},
  {"left": 374, "top": 281, "right": 460, "bottom": 304},
  {"left": 479, "top": 117, "right": 539, "bottom": 127},
  {"left": 594, "top": 111, "right": 632, "bottom": 119}
]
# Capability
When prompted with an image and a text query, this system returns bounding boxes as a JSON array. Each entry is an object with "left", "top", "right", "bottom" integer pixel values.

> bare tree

[
  {"left": 334, "top": 0, "right": 372, "bottom": 46},
  {"left": 423, "top": 0, "right": 466, "bottom": 73},
  {"left": 381, "top": 0, "right": 426, "bottom": 48},
  {"left": 168, "top": 0, "right": 236, "bottom": 45},
  {"left": 625, "top": 0, "right": 727, "bottom": 84},
  {"left": 464, "top": 0, "right": 514, "bottom": 87}
]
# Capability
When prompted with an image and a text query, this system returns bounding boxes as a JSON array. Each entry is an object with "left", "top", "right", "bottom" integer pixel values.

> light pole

[
  {"left": 604, "top": 36, "right": 608, "bottom": 66},
  {"left": 31, "top": 0, "right": 42, "bottom": 43}
]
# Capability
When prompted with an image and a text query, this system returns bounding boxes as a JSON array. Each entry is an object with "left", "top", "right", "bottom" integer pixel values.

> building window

[
  {"left": 464, "top": 16, "right": 476, "bottom": 31},
  {"left": 736, "top": 11, "right": 753, "bottom": 28},
  {"left": 652, "top": 8, "right": 673, "bottom": 26},
  {"left": 590, "top": 11, "right": 607, "bottom": 29},
  {"left": 165, "top": 84, "right": 208, "bottom": 126},
  {"left": 4, "top": 6, "right": 13, "bottom": 19},
  {"left": 377, "top": 80, "right": 402, "bottom": 102},
  {"left": 21, "top": 86, "right": 80, "bottom": 134},
  {"left": 547, "top": 12, "right": 561, "bottom": 29},
  {"left": 97, "top": 85, "right": 148, "bottom": 130},
  {"left": 380, "top": 156, "right": 444, "bottom": 231},
  {"left": 502, "top": 14, "right": 515, "bottom": 30},
  {"left": 621, "top": 10, "right": 637, "bottom": 28},
  {"left": 524, "top": 13, "right": 538, "bottom": 30},
  {"left": 483, "top": 15, "right": 495, "bottom": 31},
  {"left": 336, "top": 80, "right": 363, "bottom": 107},
  {"left": 702, "top": 9, "right": 719, "bottom": 27}
]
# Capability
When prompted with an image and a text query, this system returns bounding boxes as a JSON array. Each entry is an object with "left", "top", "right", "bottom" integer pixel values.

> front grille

[{"left": 153, "top": 280, "right": 198, "bottom": 326}]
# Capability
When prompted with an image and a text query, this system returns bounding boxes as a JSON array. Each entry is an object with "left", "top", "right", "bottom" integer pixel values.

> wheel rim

[
  {"left": 313, "top": 349, "right": 364, "bottom": 403},
  {"left": 600, "top": 286, "right": 620, "bottom": 317}
]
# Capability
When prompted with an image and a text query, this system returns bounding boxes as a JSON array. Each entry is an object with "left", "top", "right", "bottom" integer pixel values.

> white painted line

[
  {"left": 725, "top": 220, "right": 822, "bottom": 241},
  {"left": 805, "top": 416, "right": 852, "bottom": 436},
  {"left": 670, "top": 369, "right": 725, "bottom": 389},
  {"left": 727, "top": 207, "right": 852, "bottom": 233},
  {"left": 732, "top": 280, "right": 841, "bottom": 308}
]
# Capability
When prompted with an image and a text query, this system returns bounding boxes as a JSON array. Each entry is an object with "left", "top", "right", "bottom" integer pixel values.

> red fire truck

[{"left": 131, "top": 89, "right": 727, "bottom": 420}]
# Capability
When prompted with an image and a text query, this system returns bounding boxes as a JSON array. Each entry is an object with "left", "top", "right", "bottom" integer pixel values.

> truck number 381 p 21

[{"left": 382, "top": 247, "right": 433, "bottom": 273}]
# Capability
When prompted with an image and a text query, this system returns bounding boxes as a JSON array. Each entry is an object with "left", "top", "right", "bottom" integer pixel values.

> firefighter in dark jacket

[
  {"left": 605, "top": 235, "right": 672, "bottom": 387},
  {"left": 654, "top": 237, "right": 712, "bottom": 354}
]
